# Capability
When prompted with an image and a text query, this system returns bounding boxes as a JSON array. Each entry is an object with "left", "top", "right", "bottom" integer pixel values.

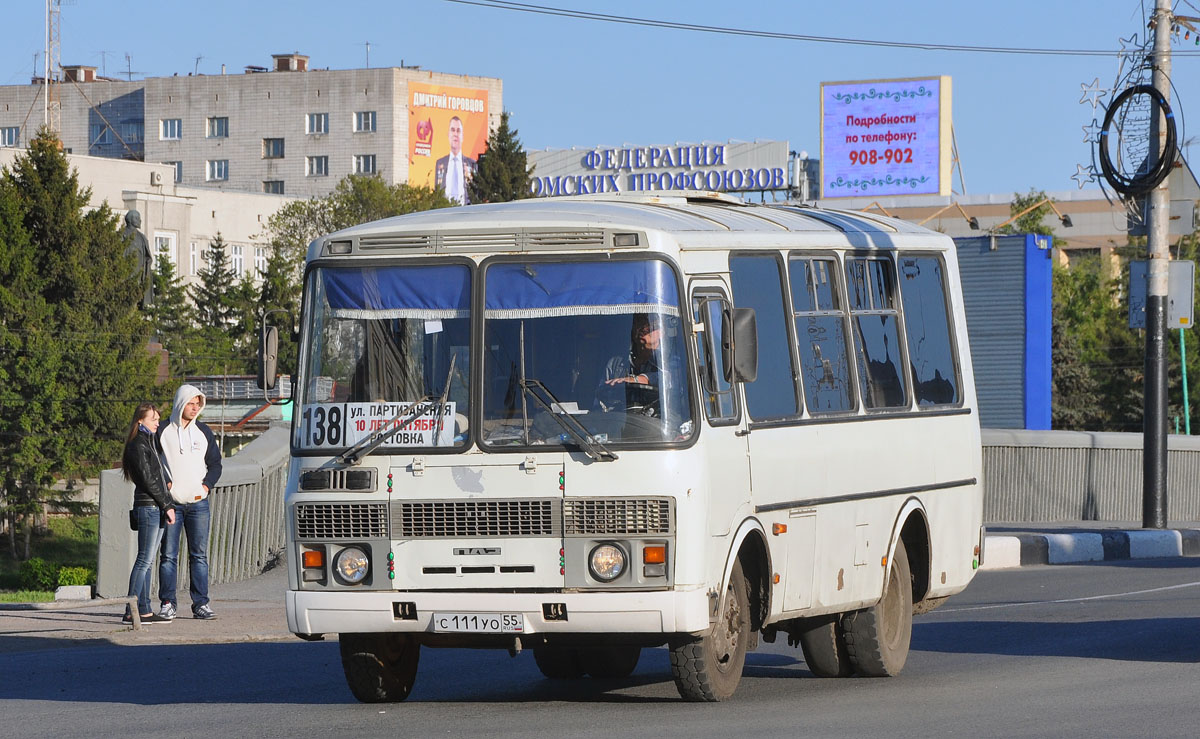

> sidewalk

[
  {"left": 0, "top": 564, "right": 293, "bottom": 655},
  {"left": 981, "top": 521, "right": 1200, "bottom": 570}
]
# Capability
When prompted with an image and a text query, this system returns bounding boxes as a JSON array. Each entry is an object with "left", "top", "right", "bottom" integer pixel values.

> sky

[{"left": 3, "top": 0, "right": 1200, "bottom": 197}]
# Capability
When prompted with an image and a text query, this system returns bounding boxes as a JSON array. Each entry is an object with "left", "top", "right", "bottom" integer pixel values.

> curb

[{"left": 981, "top": 529, "right": 1200, "bottom": 570}]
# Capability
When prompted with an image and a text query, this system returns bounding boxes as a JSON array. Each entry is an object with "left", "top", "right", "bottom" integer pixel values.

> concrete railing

[
  {"left": 983, "top": 428, "right": 1200, "bottom": 523},
  {"left": 96, "top": 425, "right": 291, "bottom": 598}
]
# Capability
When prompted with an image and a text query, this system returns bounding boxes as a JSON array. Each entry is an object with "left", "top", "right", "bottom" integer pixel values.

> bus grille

[
  {"left": 563, "top": 498, "right": 673, "bottom": 535},
  {"left": 295, "top": 503, "right": 389, "bottom": 539},
  {"left": 392, "top": 499, "right": 560, "bottom": 538}
]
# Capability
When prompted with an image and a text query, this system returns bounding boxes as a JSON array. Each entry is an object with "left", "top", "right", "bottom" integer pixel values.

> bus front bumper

[{"left": 287, "top": 587, "right": 712, "bottom": 637}]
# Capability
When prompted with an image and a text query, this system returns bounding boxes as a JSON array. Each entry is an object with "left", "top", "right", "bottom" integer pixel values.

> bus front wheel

[
  {"left": 339, "top": 632, "right": 420, "bottom": 702},
  {"left": 843, "top": 539, "right": 913, "bottom": 677},
  {"left": 670, "top": 559, "right": 750, "bottom": 701}
]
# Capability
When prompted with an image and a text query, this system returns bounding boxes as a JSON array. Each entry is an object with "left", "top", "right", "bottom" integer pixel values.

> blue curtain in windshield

[
  {"left": 484, "top": 260, "right": 679, "bottom": 318},
  {"left": 322, "top": 264, "right": 470, "bottom": 319}
]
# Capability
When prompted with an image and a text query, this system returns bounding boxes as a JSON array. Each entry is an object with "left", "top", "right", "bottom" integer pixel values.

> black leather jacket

[{"left": 126, "top": 430, "right": 175, "bottom": 511}]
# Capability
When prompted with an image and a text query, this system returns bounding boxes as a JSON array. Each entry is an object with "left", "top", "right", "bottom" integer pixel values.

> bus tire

[
  {"left": 579, "top": 646, "right": 641, "bottom": 679},
  {"left": 843, "top": 539, "right": 913, "bottom": 677},
  {"left": 670, "top": 559, "right": 750, "bottom": 701},
  {"left": 533, "top": 646, "right": 584, "bottom": 679},
  {"left": 339, "top": 632, "right": 420, "bottom": 703},
  {"left": 797, "top": 615, "right": 854, "bottom": 678}
]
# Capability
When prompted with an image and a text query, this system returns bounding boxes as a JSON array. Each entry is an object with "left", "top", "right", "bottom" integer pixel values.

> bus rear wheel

[
  {"left": 670, "top": 559, "right": 750, "bottom": 701},
  {"left": 797, "top": 615, "right": 854, "bottom": 677},
  {"left": 579, "top": 646, "right": 641, "bottom": 679},
  {"left": 339, "top": 632, "right": 420, "bottom": 703},
  {"left": 843, "top": 539, "right": 913, "bottom": 677}
]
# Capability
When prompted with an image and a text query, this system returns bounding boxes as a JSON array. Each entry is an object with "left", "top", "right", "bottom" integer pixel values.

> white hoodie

[{"left": 158, "top": 383, "right": 223, "bottom": 504}]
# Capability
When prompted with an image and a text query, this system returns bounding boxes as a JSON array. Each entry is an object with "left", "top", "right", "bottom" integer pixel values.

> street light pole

[{"left": 1143, "top": 0, "right": 1173, "bottom": 529}]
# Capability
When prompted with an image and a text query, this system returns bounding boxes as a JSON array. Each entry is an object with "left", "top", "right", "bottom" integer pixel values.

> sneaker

[
  {"left": 123, "top": 613, "right": 168, "bottom": 625},
  {"left": 193, "top": 604, "right": 217, "bottom": 620},
  {"left": 158, "top": 602, "right": 177, "bottom": 621}
]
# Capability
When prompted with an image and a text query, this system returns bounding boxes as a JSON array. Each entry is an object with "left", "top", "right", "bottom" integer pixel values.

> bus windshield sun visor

[
  {"left": 322, "top": 264, "right": 471, "bottom": 320},
  {"left": 484, "top": 261, "right": 680, "bottom": 319}
]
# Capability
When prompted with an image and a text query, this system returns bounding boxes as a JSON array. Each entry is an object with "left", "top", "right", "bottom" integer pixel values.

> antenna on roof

[
  {"left": 123, "top": 53, "right": 140, "bottom": 81},
  {"left": 363, "top": 41, "right": 371, "bottom": 68},
  {"left": 194, "top": 55, "right": 204, "bottom": 75}
]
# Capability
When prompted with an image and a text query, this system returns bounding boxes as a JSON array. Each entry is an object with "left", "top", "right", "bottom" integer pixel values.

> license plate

[{"left": 432, "top": 612, "right": 524, "bottom": 633}]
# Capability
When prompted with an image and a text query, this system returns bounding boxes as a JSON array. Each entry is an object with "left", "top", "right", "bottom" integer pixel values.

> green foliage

[
  {"left": 55, "top": 565, "right": 94, "bottom": 587},
  {"left": 998, "top": 188, "right": 1057, "bottom": 237},
  {"left": 0, "top": 130, "right": 156, "bottom": 559},
  {"left": 192, "top": 233, "right": 238, "bottom": 329},
  {"left": 0, "top": 590, "right": 54, "bottom": 603},
  {"left": 18, "top": 557, "right": 56, "bottom": 590},
  {"left": 468, "top": 111, "right": 533, "bottom": 204}
]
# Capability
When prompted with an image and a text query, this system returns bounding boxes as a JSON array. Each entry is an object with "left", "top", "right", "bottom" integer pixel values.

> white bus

[{"left": 269, "top": 191, "right": 984, "bottom": 702}]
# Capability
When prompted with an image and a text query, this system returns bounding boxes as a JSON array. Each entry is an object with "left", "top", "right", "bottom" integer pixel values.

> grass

[
  {"left": 0, "top": 514, "right": 98, "bottom": 590},
  {"left": 0, "top": 590, "right": 54, "bottom": 603}
]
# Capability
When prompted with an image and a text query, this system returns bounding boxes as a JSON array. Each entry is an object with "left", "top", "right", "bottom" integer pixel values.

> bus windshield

[
  {"left": 481, "top": 258, "right": 694, "bottom": 448},
  {"left": 297, "top": 263, "right": 471, "bottom": 452}
]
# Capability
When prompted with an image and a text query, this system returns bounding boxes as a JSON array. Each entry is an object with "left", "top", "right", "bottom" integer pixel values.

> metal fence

[
  {"left": 982, "top": 428, "right": 1200, "bottom": 522},
  {"left": 96, "top": 425, "right": 290, "bottom": 598}
]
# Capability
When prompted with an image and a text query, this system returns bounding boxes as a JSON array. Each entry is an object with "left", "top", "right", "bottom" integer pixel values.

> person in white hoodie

[{"left": 156, "top": 384, "right": 223, "bottom": 620}]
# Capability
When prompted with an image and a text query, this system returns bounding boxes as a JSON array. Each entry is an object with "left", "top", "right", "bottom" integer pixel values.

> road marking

[{"left": 934, "top": 580, "right": 1200, "bottom": 614}]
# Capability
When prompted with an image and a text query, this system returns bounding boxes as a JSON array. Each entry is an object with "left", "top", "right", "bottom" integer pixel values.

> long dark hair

[{"left": 121, "top": 402, "right": 160, "bottom": 481}]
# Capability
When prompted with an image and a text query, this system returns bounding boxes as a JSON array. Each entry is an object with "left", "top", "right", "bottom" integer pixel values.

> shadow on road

[{"left": 914, "top": 617, "right": 1200, "bottom": 663}]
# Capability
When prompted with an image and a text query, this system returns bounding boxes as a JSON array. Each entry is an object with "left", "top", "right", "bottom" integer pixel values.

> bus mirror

[
  {"left": 258, "top": 325, "right": 279, "bottom": 391},
  {"left": 722, "top": 307, "right": 758, "bottom": 384}
]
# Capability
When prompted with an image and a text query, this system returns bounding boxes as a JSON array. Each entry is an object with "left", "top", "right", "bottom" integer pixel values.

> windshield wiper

[
  {"left": 337, "top": 354, "right": 457, "bottom": 466},
  {"left": 519, "top": 378, "right": 617, "bottom": 462}
]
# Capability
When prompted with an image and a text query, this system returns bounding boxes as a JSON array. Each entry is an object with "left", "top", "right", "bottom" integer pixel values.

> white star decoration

[
  {"left": 1117, "top": 34, "right": 1140, "bottom": 53},
  {"left": 1079, "top": 78, "right": 1109, "bottom": 110},
  {"left": 1071, "top": 164, "right": 1096, "bottom": 189},
  {"left": 1081, "top": 119, "right": 1103, "bottom": 144}
]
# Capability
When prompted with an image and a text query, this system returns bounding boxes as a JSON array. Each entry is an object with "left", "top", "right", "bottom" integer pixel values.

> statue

[{"left": 122, "top": 209, "right": 154, "bottom": 309}]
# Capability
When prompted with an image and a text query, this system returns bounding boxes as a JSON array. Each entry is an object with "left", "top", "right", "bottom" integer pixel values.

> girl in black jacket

[{"left": 121, "top": 403, "right": 176, "bottom": 624}]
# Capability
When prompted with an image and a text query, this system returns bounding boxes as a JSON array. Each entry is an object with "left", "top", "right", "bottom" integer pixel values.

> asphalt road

[{"left": 3, "top": 560, "right": 1198, "bottom": 738}]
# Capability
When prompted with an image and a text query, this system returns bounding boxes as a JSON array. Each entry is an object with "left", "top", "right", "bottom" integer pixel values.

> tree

[
  {"left": 0, "top": 129, "right": 156, "bottom": 558},
  {"left": 468, "top": 112, "right": 533, "bottom": 204},
  {"left": 997, "top": 188, "right": 1056, "bottom": 236},
  {"left": 192, "top": 233, "right": 238, "bottom": 330},
  {"left": 147, "top": 256, "right": 198, "bottom": 377}
]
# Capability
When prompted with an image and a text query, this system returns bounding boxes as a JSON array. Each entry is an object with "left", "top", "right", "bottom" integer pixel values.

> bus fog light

[
  {"left": 335, "top": 547, "right": 370, "bottom": 583},
  {"left": 589, "top": 544, "right": 626, "bottom": 582}
]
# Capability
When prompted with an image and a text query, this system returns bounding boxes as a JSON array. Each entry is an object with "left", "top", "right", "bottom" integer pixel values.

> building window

[
  {"left": 354, "top": 111, "right": 376, "bottom": 133},
  {"left": 306, "top": 155, "right": 329, "bottom": 177},
  {"left": 231, "top": 245, "right": 244, "bottom": 278},
  {"left": 189, "top": 242, "right": 197, "bottom": 275},
  {"left": 154, "top": 232, "right": 177, "bottom": 268},
  {"left": 207, "top": 116, "right": 229, "bottom": 138},
  {"left": 119, "top": 121, "right": 145, "bottom": 144},
  {"left": 89, "top": 123, "right": 112, "bottom": 145},
  {"left": 206, "top": 159, "right": 229, "bottom": 181},
  {"left": 262, "top": 137, "right": 284, "bottom": 159},
  {"left": 163, "top": 161, "right": 182, "bottom": 183},
  {"left": 254, "top": 247, "right": 267, "bottom": 276},
  {"left": 160, "top": 119, "right": 182, "bottom": 140},
  {"left": 263, "top": 180, "right": 284, "bottom": 194},
  {"left": 306, "top": 112, "right": 329, "bottom": 135},
  {"left": 353, "top": 154, "right": 376, "bottom": 175},
  {"left": 0, "top": 126, "right": 19, "bottom": 147}
]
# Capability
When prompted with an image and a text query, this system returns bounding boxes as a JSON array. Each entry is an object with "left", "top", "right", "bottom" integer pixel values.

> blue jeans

[
  {"left": 126, "top": 505, "right": 164, "bottom": 616},
  {"left": 158, "top": 497, "right": 211, "bottom": 611}
]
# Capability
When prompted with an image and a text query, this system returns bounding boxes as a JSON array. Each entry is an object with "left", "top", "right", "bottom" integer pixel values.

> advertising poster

[
  {"left": 820, "top": 76, "right": 952, "bottom": 198},
  {"left": 408, "top": 82, "right": 489, "bottom": 205}
]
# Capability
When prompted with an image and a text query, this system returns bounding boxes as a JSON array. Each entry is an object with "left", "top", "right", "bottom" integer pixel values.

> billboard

[
  {"left": 820, "top": 76, "right": 951, "bottom": 198},
  {"left": 527, "top": 140, "right": 789, "bottom": 197},
  {"left": 408, "top": 82, "right": 489, "bottom": 204}
]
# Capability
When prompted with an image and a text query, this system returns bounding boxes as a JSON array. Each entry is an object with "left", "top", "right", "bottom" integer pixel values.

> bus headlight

[
  {"left": 335, "top": 547, "right": 370, "bottom": 583},
  {"left": 589, "top": 543, "right": 626, "bottom": 582}
]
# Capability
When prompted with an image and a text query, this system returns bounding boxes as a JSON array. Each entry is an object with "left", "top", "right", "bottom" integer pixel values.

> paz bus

[{"left": 263, "top": 191, "right": 985, "bottom": 702}]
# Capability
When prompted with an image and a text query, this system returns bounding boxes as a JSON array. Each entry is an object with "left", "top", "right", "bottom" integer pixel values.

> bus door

[{"left": 690, "top": 283, "right": 751, "bottom": 538}]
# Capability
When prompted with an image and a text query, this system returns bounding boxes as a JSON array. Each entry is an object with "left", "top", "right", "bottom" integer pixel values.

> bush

[
  {"left": 56, "top": 566, "right": 94, "bottom": 587},
  {"left": 19, "top": 558, "right": 57, "bottom": 590}
]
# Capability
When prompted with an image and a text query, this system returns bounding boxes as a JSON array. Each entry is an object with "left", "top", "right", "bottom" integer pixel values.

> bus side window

[
  {"left": 898, "top": 255, "right": 961, "bottom": 406},
  {"left": 846, "top": 256, "right": 909, "bottom": 410},
  {"left": 788, "top": 256, "right": 856, "bottom": 413},
  {"left": 730, "top": 255, "right": 801, "bottom": 420},
  {"left": 691, "top": 294, "right": 737, "bottom": 423}
]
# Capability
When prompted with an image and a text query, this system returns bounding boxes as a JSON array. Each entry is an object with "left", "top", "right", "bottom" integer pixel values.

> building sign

[
  {"left": 408, "top": 82, "right": 489, "bottom": 205},
  {"left": 527, "top": 140, "right": 789, "bottom": 197},
  {"left": 820, "top": 76, "right": 951, "bottom": 198}
]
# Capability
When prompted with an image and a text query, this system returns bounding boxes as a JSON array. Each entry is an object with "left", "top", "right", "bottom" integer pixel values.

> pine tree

[
  {"left": 192, "top": 233, "right": 237, "bottom": 329},
  {"left": 258, "top": 246, "right": 302, "bottom": 374},
  {"left": 147, "top": 256, "right": 199, "bottom": 377},
  {"left": 467, "top": 112, "right": 533, "bottom": 204}
]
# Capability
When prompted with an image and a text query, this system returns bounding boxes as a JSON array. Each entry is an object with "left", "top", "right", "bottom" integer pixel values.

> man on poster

[{"left": 435, "top": 116, "right": 477, "bottom": 205}]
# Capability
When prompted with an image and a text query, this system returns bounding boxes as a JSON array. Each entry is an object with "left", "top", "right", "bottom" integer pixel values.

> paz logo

[{"left": 415, "top": 118, "right": 433, "bottom": 144}]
